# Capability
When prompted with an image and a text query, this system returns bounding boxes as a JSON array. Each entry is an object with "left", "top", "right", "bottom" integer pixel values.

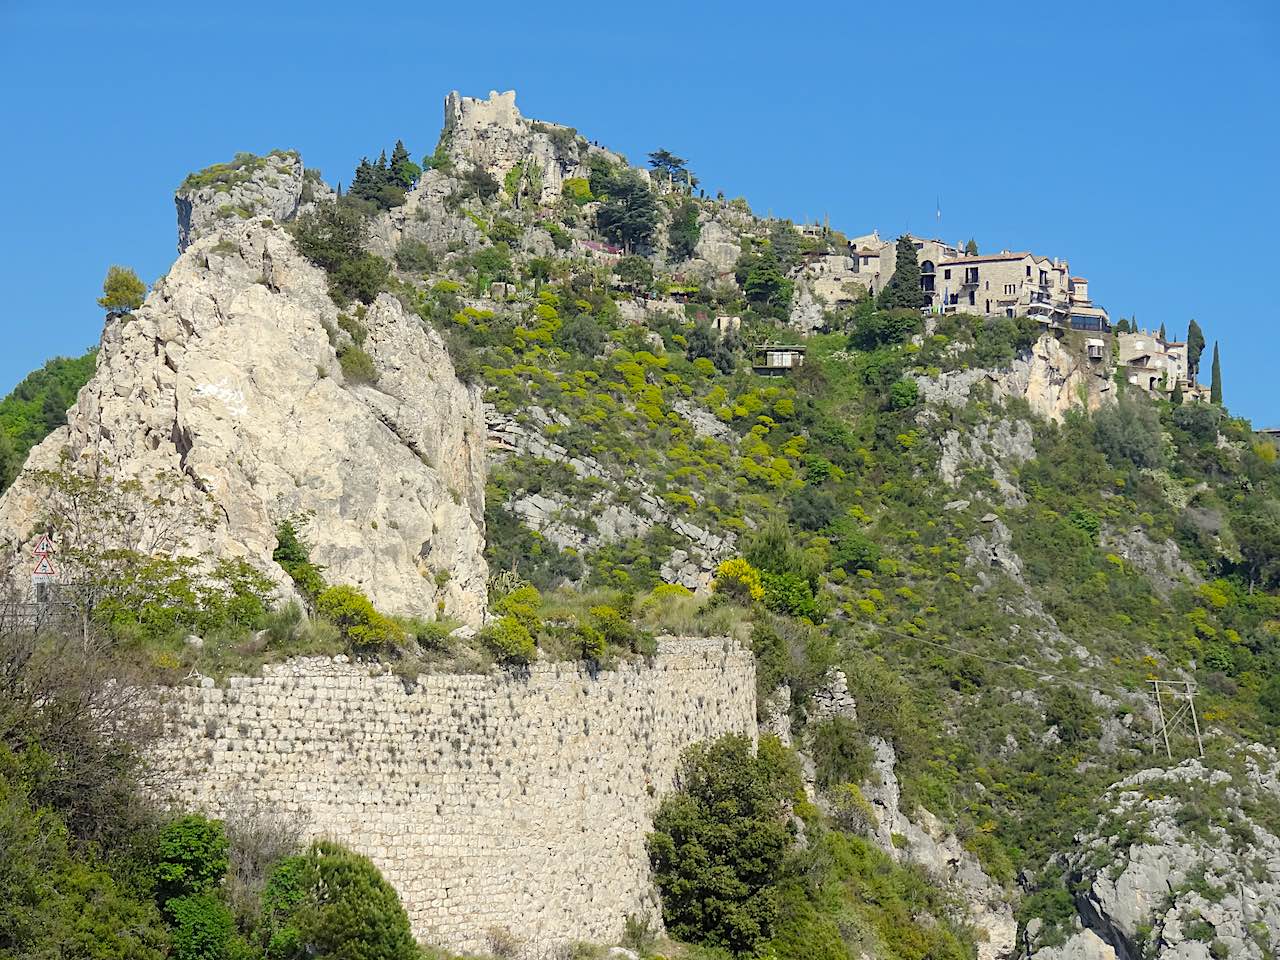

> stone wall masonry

[{"left": 149, "top": 638, "right": 756, "bottom": 956}]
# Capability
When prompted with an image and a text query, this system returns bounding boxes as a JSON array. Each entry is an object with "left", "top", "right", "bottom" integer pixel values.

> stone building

[
  {"left": 1116, "top": 330, "right": 1208, "bottom": 399},
  {"left": 847, "top": 230, "right": 1110, "bottom": 330}
]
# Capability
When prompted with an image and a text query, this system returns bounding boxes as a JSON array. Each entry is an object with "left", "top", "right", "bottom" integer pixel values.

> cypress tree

[
  {"left": 1187, "top": 319, "right": 1206, "bottom": 381},
  {"left": 1171, "top": 380, "right": 1183, "bottom": 405},
  {"left": 878, "top": 235, "right": 925, "bottom": 310},
  {"left": 1210, "top": 341, "right": 1223, "bottom": 405},
  {"left": 1158, "top": 322, "right": 1167, "bottom": 342},
  {"left": 964, "top": 238, "right": 979, "bottom": 256}
]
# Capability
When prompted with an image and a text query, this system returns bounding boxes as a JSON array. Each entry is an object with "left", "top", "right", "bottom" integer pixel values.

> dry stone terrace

[{"left": 148, "top": 637, "right": 757, "bottom": 957}]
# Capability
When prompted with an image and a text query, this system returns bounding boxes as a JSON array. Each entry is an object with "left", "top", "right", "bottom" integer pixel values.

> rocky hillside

[
  {"left": 0, "top": 210, "right": 488, "bottom": 623},
  {"left": 2, "top": 88, "right": 1278, "bottom": 960}
]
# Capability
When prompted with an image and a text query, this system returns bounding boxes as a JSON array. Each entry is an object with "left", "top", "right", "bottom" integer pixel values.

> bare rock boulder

[{"left": 0, "top": 219, "right": 487, "bottom": 624}]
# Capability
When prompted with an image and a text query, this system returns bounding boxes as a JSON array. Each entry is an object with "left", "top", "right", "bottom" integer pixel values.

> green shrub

[
  {"left": 155, "top": 815, "right": 229, "bottom": 906},
  {"left": 97, "top": 264, "right": 146, "bottom": 315},
  {"left": 490, "top": 217, "right": 521, "bottom": 246},
  {"left": 273, "top": 518, "right": 325, "bottom": 599},
  {"left": 561, "top": 178, "right": 592, "bottom": 205},
  {"left": 810, "top": 715, "right": 873, "bottom": 788},
  {"left": 167, "top": 894, "right": 235, "bottom": 960},
  {"left": 494, "top": 584, "right": 542, "bottom": 628},
  {"left": 393, "top": 238, "right": 437, "bottom": 274},
  {"left": 329, "top": 253, "right": 390, "bottom": 305},
  {"left": 314, "top": 585, "right": 406, "bottom": 653},
  {"left": 263, "top": 842, "right": 417, "bottom": 960},
  {"left": 668, "top": 200, "right": 701, "bottom": 260},
  {"left": 480, "top": 615, "right": 536, "bottom": 664},
  {"left": 337, "top": 345, "right": 378, "bottom": 384},
  {"left": 291, "top": 203, "right": 367, "bottom": 272},
  {"left": 647, "top": 735, "right": 793, "bottom": 955}
]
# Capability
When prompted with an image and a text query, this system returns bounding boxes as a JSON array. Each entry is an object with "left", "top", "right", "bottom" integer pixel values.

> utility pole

[{"left": 1147, "top": 679, "right": 1205, "bottom": 760}]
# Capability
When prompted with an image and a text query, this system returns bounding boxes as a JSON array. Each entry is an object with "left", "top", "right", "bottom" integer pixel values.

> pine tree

[
  {"left": 1187, "top": 319, "right": 1206, "bottom": 381},
  {"left": 964, "top": 238, "right": 979, "bottom": 256},
  {"left": 1115, "top": 318, "right": 1131, "bottom": 333},
  {"left": 878, "top": 235, "right": 925, "bottom": 310},
  {"left": 1210, "top": 341, "right": 1222, "bottom": 405},
  {"left": 97, "top": 265, "right": 146, "bottom": 316},
  {"left": 390, "top": 140, "right": 410, "bottom": 172}
]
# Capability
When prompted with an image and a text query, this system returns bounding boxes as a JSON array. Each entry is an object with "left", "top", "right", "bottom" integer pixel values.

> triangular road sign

[
  {"left": 32, "top": 555, "right": 56, "bottom": 577},
  {"left": 32, "top": 534, "right": 55, "bottom": 556}
]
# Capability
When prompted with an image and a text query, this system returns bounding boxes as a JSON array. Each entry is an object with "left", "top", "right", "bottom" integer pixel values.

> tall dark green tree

[
  {"left": 1158, "top": 322, "right": 1167, "bottom": 342},
  {"left": 877, "top": 235, "right": 925, "bottom": 310},
  {"left": 596, "top": 170, "right": 658, "bottom": 252},
  {"left": 389, "top": 139, "right": 420, "bottom": 188},
  {"left": 964, "top": 237, "right": 979, "bottom": 256},
  {"left": 648, "top": 149, "right": 687, "bottom": 179},
  {"left": 1187, "top": 319, "right": 1206, "bottom": 380},
  {"left": 1210, "top": 341, "right": 1222, "bottom": 404}
]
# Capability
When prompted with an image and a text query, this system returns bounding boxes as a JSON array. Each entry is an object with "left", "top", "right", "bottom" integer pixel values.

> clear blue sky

[{"left": 2, "top": 0, "right": 1277, "bottom": 423}]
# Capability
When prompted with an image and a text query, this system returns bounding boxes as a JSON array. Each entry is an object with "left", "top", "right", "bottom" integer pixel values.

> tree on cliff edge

[{"left": 97, "top": 265, "right": 146, "bottom": 317}]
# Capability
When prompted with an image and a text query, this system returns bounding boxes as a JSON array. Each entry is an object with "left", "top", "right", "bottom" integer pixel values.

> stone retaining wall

[{"left": 149, "top": 637, "right": 756, "bottom": 956}]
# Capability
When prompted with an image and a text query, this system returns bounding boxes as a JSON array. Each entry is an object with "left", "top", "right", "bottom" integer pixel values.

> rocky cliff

[
  {"left": 917, "top": 331, "right": 1114, "bottom": 423},
  {"left": 175, "top": 150, "right": 322, "bottom": 253},
  {"left": 440, "top": 89, "right": 635, "bottom": 207},
  {"left": 1030, "top": 748, "right": 1280, "bottom": 960},
  {"left": 0, "top": 217, "right": 488, "bottom": 623}
]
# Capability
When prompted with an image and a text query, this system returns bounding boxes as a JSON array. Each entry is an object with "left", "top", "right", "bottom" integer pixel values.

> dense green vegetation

[
  {"left": 0, "top": 348, "right": 96, "bottom": 491},
  {"left": 6, "top": 114, "right": 1277, "bottom": 960}
]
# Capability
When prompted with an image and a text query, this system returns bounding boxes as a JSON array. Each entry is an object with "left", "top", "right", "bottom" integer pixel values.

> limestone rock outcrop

[
  {"left": 441, "top": 90, "right": 635, "bottom": 208},
  {"left": 1029, "top": 749, "right": 1280, "bottom": 960},
  {"left": 0, "top": 219, "right": 488, "bottom": 624},
  {"left": 176, "top": 151, "right": 313, "bottom": 253},
  {"left": 917, "top": 332, "right": 1114, "bottom": 422},
  {"left": 862, "top": 737, "right": 1018, "bottom": 960}
]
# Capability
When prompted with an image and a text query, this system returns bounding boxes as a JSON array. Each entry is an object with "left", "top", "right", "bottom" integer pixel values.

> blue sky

[{"left": 1, "top": 0, "right": 1277, "bottom": 423}]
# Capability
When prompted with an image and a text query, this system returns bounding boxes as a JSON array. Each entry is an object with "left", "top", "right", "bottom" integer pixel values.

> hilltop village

[{"left": 0, "top": 88, "right": 1274, "bottom": 960}]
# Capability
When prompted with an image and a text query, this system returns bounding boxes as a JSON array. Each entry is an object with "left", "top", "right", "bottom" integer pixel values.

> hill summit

[{"left": 0, "top": 88, "right": 1277, "bottom": 960}]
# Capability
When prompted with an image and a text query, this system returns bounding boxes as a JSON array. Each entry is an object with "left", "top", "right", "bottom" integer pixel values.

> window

[
  {"left": 1006, "top": 308, "right": 1015, "bottom": 318},
  {"left": 985, "top": 281, "right": 989, "bottom": 290},
  {"left": 964, "top": 267, "right": 980, "bottom": 284},
  {"left": 985, "top": 299, "right": 991, "bottom": 313},
  {"left": 1004, "top": 283, "right": 1016, "bottom": 295},
  {"left": 944, "top": 268, "right": 951, "bottom": 280},
  {"left": 1025, "top": 265, "right": 1032, "bottom": 277},
  {"left": 1039, "top": 270, "right": 1048, "bottom": 285}
]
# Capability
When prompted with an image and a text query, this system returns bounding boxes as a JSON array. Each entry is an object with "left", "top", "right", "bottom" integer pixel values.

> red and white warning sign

[{"left": 31, "top": 534, "right": 57, "bottom": 579}]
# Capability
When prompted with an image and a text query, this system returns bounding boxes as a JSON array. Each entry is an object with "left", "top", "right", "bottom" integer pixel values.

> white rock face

[
  {"left": 442, "top": 90, "right": 634, "bottom": 207},
  {"left": 175, "top": 151, "right": 309, "bottom": 253},
  {"left": 917, "top": 333, "right": 1114, "bottom": 422},
  {"left": 861, "top": 737, "right": 1018, "bottom": 960},
  {"left": 0, "top": 220, "right": 487, "bottom": 624},
  {"left": 1031, "top": 749, "right": 1280, "bottom": 960}
]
